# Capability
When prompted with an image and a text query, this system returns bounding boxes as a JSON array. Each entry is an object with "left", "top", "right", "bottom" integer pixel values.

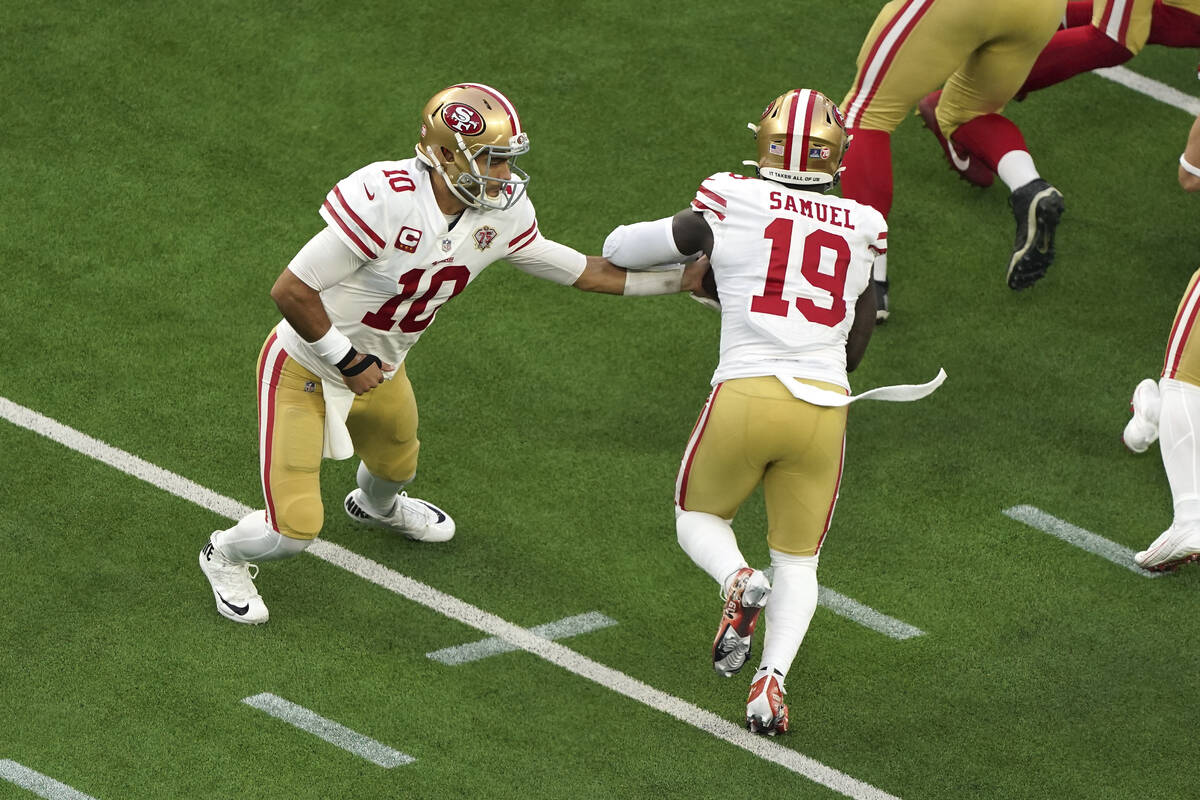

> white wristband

[
  {"left": 309, "top": 325, "right": 354, "bottom": 365},
  {"left": 623, "top": 266, "right": 684, "bottom": 296},
  {"left": 1181, "top": 153, "right": 1200, "bottom": 178}
]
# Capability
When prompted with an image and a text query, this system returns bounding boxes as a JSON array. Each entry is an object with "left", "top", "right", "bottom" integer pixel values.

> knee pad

[{"left": 276, "top": 495, "right": 324, "bottom": 541}]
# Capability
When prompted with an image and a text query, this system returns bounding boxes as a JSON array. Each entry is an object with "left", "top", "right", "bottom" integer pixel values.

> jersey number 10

[{"left": 749, "top": 219, "right": 851, "bottom": 327}]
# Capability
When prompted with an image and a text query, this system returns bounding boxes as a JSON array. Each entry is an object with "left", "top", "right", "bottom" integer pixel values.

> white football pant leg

[
  {"left": 757, "top": 549, "right": 819, "bottom": 679},
  {"left": 356, "top": 461, "right": 413, "bottom": 516},
  {"left": 1159, "top": 378, "right": 1200, "bottom": 526},
  {"left": 675, "top": 509, "right": 748, "bottom": 591},
  {"left": 214, "top": 510, "right": 313, "bottom": 562}
]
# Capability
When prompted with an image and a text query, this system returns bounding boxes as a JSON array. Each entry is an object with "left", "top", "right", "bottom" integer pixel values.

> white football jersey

[
  {"left": 277, "top": 157, "right": 585, "bottom": 383},
  {"left": 690, "top": 172, "right": 887, "bottom": 390}
]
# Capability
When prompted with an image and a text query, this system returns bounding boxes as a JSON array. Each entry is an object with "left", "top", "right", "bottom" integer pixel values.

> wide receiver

[
  {"left": 604, "top": 89, "right": 941, "bottom": 734},
  {"left": 1121, "top": 110, "right": 1200, "bottom": 571},
  {"left": 200, "top": 83, "right": 705, "bottom": 624}
]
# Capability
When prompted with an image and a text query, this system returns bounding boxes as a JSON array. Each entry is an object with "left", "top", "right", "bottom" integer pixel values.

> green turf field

[{"left": 3, "top": 2, "right": 1200, "bottom": 798}]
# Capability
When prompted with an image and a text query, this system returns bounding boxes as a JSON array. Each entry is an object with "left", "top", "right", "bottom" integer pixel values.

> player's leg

[
  {"left": 1148, "top": 0, "right": 1200, "bottom": 45},
  {"left": 1136, "top": 269, "right": 1200, "bottom": 569},
  {"left": 201, "top": 333, "right": 326, "bottom": 624},
  {"left": 746, "top": 382, "right": 848, "bottom": 735},
  {"left": 675, "top": 381, "right": 772, "bottom": 678},
  {"left": 1019, "top": 0, "right": 1151, "bottom": 95},
  {"left": 933, "top": 1, "right": 1066, "bottom": 290},
  {"left": 839, "top": 0, "right": 994, "bottom": 317},
  {"left": 343, "top": 364, "right": 454, "bottom": 542}
]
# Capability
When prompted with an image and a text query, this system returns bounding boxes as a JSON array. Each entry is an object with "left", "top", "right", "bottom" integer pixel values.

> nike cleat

[
  {"left": 199, "top": 534, "right": 268, "bottom": 624},
  {"left": 746, "top": 668, "right": 789, "bottom": 736},
  {"left": 917, "top": 91, "right": 995, "bottom": 188},
  {"left": 344, "top": 490, "right": 456, "bottom": 542},
  {"left": 712, "top": 567, "right": 771, "bottom": 677},
  {"left": 1007, "top": 178, "right": 1064, "bottom": 290},
  {"left": 1134, "top": 525, "right": 1200, "bottom": 572},
  {"left": 1122, "top": 378, "right": 1161, "bottom": 454}
]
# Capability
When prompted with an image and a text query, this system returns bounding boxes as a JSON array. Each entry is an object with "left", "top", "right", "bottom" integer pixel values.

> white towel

[
  {"left": 774, "top": 368, "right": 947, "bottom": 407},
  {"left": 321, "top": 379, "right": 356, "bottom": 460}
]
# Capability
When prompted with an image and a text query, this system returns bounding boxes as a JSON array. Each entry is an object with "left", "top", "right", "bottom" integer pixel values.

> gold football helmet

[
  {"left": 415, "top": 83, "right": 530, "bottom": 211},
  {"left": 743, "top": 89, "right": 849, "bottom": 190}
]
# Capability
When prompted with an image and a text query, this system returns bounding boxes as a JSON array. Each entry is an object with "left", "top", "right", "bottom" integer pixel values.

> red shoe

[
  {"left": 746, "top": 669, "right": 789, "bottom": 735},
  {"left": 916, "top": 91, "right": 995, "bottom": 188},
  {"left": 712, "top": 568, "right": 770, "bottom": 677}
]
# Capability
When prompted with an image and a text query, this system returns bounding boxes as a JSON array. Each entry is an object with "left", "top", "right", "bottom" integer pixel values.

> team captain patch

[{"left": 473, "top": 225, "right": 497, "bottom": 251}]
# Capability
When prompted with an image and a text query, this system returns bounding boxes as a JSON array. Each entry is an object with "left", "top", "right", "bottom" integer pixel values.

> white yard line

[
  {"left": 427, "top": 611, "right": 618, "bottom": 665},
  {"left": 1094, "top": 66, "right": 1200, "bottom": 116},
  {"left": 1003, "top": 505, "right": 1161, "bottom": 578},
  {"left": 0, "top": 396, "right": 901, "bottom": 800},
  {"left": 818, "top": 588, "right": 925, "bottom": 640},
  {"left": 242, "top": 693, "right": 414, "bottom": 767},
  {"left": 0, "top": 761, "right": 98, "bottom": 800}
]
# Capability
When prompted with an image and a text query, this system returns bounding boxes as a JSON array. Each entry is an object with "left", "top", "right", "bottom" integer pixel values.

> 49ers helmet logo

[{"left": 442, "top": 103, "right": 486, "bottom": 135}]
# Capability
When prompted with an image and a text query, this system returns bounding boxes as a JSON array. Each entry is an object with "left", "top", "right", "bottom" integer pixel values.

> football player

[
  {"left": 839, "top": 0, "right": 1067, "bottom": 321},
  {"left": 1123, "top": 110, "right": 1200, "bottom": 571},
  {"left": 199, "top": 83, "right": 706, "bottom": 624},
  {"left": 1019, "top": 0, "right": 1200, "bottom": 97},
  {"left": 603, "top": 90, "right": 941, "bottom": 734}
]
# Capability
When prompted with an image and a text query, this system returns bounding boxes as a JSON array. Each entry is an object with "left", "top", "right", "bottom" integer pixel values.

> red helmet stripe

[
  {"left": 783, "top": 90, "right": 802, "bottom": 171},
  {"left": 455, "top": 82, "right": 521, "bottom": 133},
  {"left": 796, "top": 90, "right": 817, "bottom": 172}
]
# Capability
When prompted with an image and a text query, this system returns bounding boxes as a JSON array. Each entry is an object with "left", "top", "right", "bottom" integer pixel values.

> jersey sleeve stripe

[
  {"left": 321, "top": 200, "right": 378, "bottom": 260},
  {"left": 842, "top": 0, "right": 934, "bottom": 128},
  {"left": 696, "top": 185, "right": 728, "bottom": 208},
  {"left": 509, "top": 220, "right": 537, "bottom": 249},
  {"left": 690, "top": 198, "right": 726, "bottom": 221},
  {"left": 510, "top": 223, "right": 540, "bottom": 253},
  {"left": 333, "top": 186, "right": 386, "bottom": 248}
]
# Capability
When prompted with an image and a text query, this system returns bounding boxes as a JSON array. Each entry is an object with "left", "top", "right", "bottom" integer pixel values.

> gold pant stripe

[
  {"left": 1096, "top": 0, "right": 1200, "bottom": 53},
  {"left": 1164, "top": 268, "right": 1200, "bottom": 385}
]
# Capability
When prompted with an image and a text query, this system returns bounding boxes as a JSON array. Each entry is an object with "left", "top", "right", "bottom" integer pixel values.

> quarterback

[
  {"left": 1121, "top": 111, "right": 1200, "bottom": 571},
  {"left": 839, "top": 0, "right": 1067, "bottom": 321},
  {"left": 604, "top": 89, "right": 941, "bottom": 734},
  {"left": 199, "top": 83, "right": 703, "bottom": 624}
]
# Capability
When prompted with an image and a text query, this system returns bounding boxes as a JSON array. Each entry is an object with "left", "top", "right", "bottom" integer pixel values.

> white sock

[
  {"left": 872, "top": 253, "right": 887, "bottom": 283},
  {"left": 357, "top": 462, "right": 410, "bottom": 515},
  {"left": 1159, "top": 378, "right": 1200, "bottom": 526},
  {"left": 675, "top": 509, "right": 748, "bottom": 590},
  {"left": 213, "top": 511, "right": 313, "bottom": 562},
  {"left": 996, "top": 150, "right": 1040, "bottom": 192},
  {"left": 757, "top": 549, "right": 819, "bottom": 679}
]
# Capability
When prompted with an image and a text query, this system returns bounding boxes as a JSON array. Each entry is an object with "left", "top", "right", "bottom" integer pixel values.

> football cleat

[
  {"left": 1134, "top": 525, "right": 1200, "bottom": 572},
  {"left": 199, "top": 534, "right": 268, "bottom": 625},
  {"left": 712, "top": 567, "right": 771, "bottom": 677},
  {"left": 746, "top": 668, "right": 789, "bottom": 736},
  {"left": 1122, "top": 378, "right": 1162, "bottom": 454},
  {"left": 916, "top": 91, "right": 995, "bottom": 188},
  {"left": 874, "top": 279, "right": 890, "bottom": 323},
  {"left": 1006, "top": 178, "right": 1064, "bottom": 290},
  {"left": 344, "top": 490, "right": 456, "bottom": 542}
]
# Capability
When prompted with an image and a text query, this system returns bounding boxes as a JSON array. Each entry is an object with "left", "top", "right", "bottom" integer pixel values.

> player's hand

[
  {"left": 682, "top": 256, "right": 712, "bottom": 295},
  {"left": 341, "top": 353, "right": 394, "bottom": 395}
]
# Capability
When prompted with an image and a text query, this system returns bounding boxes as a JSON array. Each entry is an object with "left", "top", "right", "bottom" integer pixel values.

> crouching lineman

[
  {"left": 603, "top": 89, "right": 943, "bottom": 733},
  {"left": 1121, "top": 111, "right": 1200, "bottom": 570},
  {"left": 200, "top": 83, "right": 706, "bottom": 624}
]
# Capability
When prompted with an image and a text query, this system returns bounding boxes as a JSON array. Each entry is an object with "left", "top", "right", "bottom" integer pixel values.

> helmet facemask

[{"left": 415, "top": 83, "right": 531, "bottom": 212}]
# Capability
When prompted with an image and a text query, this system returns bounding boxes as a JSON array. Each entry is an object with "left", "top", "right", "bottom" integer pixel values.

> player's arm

[
  {"left": 1180, "top": 112, "right": 1200, "bottom": 192},
  {"left": 846, "top": 282, "right": 876, "bottom": 372},
  {"left": 270, "top": 227, "right": 393, "bottom": 395},
  {"left": 507, "top": 234, "right": 707, "bottom": 296},
  {"left": 596, "top": 210, "right": 714, "bottom": 297}
]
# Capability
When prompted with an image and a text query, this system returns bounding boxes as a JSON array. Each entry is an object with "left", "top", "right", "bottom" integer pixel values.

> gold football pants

[
  {"left": 256, "top": 331, "right": 420, "bottom": 539},
  {"left": 1163, "top": 268, "right": 1200, "bottom": 388},
  {"left": 842, "top": 0, "right": 1065, "bottom": 136},
  {"left": 675, "top": 377, "right": 848, "bottom": 557}
]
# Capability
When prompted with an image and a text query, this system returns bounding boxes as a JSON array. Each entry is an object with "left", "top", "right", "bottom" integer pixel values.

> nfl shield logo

[
  {"left": 440, "top": 238, "right": 453, "bottom": 252},
  {"left": 304, "top": 381, "right": 316, "bottom": 393},
  {"left": 809, "top": 145, "right": 831, "bottom": 160},
  {"left": 473, "top": 226, "right": 497, "bottom": 251}
]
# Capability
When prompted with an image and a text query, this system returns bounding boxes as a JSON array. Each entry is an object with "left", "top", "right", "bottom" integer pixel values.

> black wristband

[
  {"left": 340, "top": 353, "right": 382, "bottom": 377},
  {"left": 335, "top": 347, "right": 358, "bottom": 371}
]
